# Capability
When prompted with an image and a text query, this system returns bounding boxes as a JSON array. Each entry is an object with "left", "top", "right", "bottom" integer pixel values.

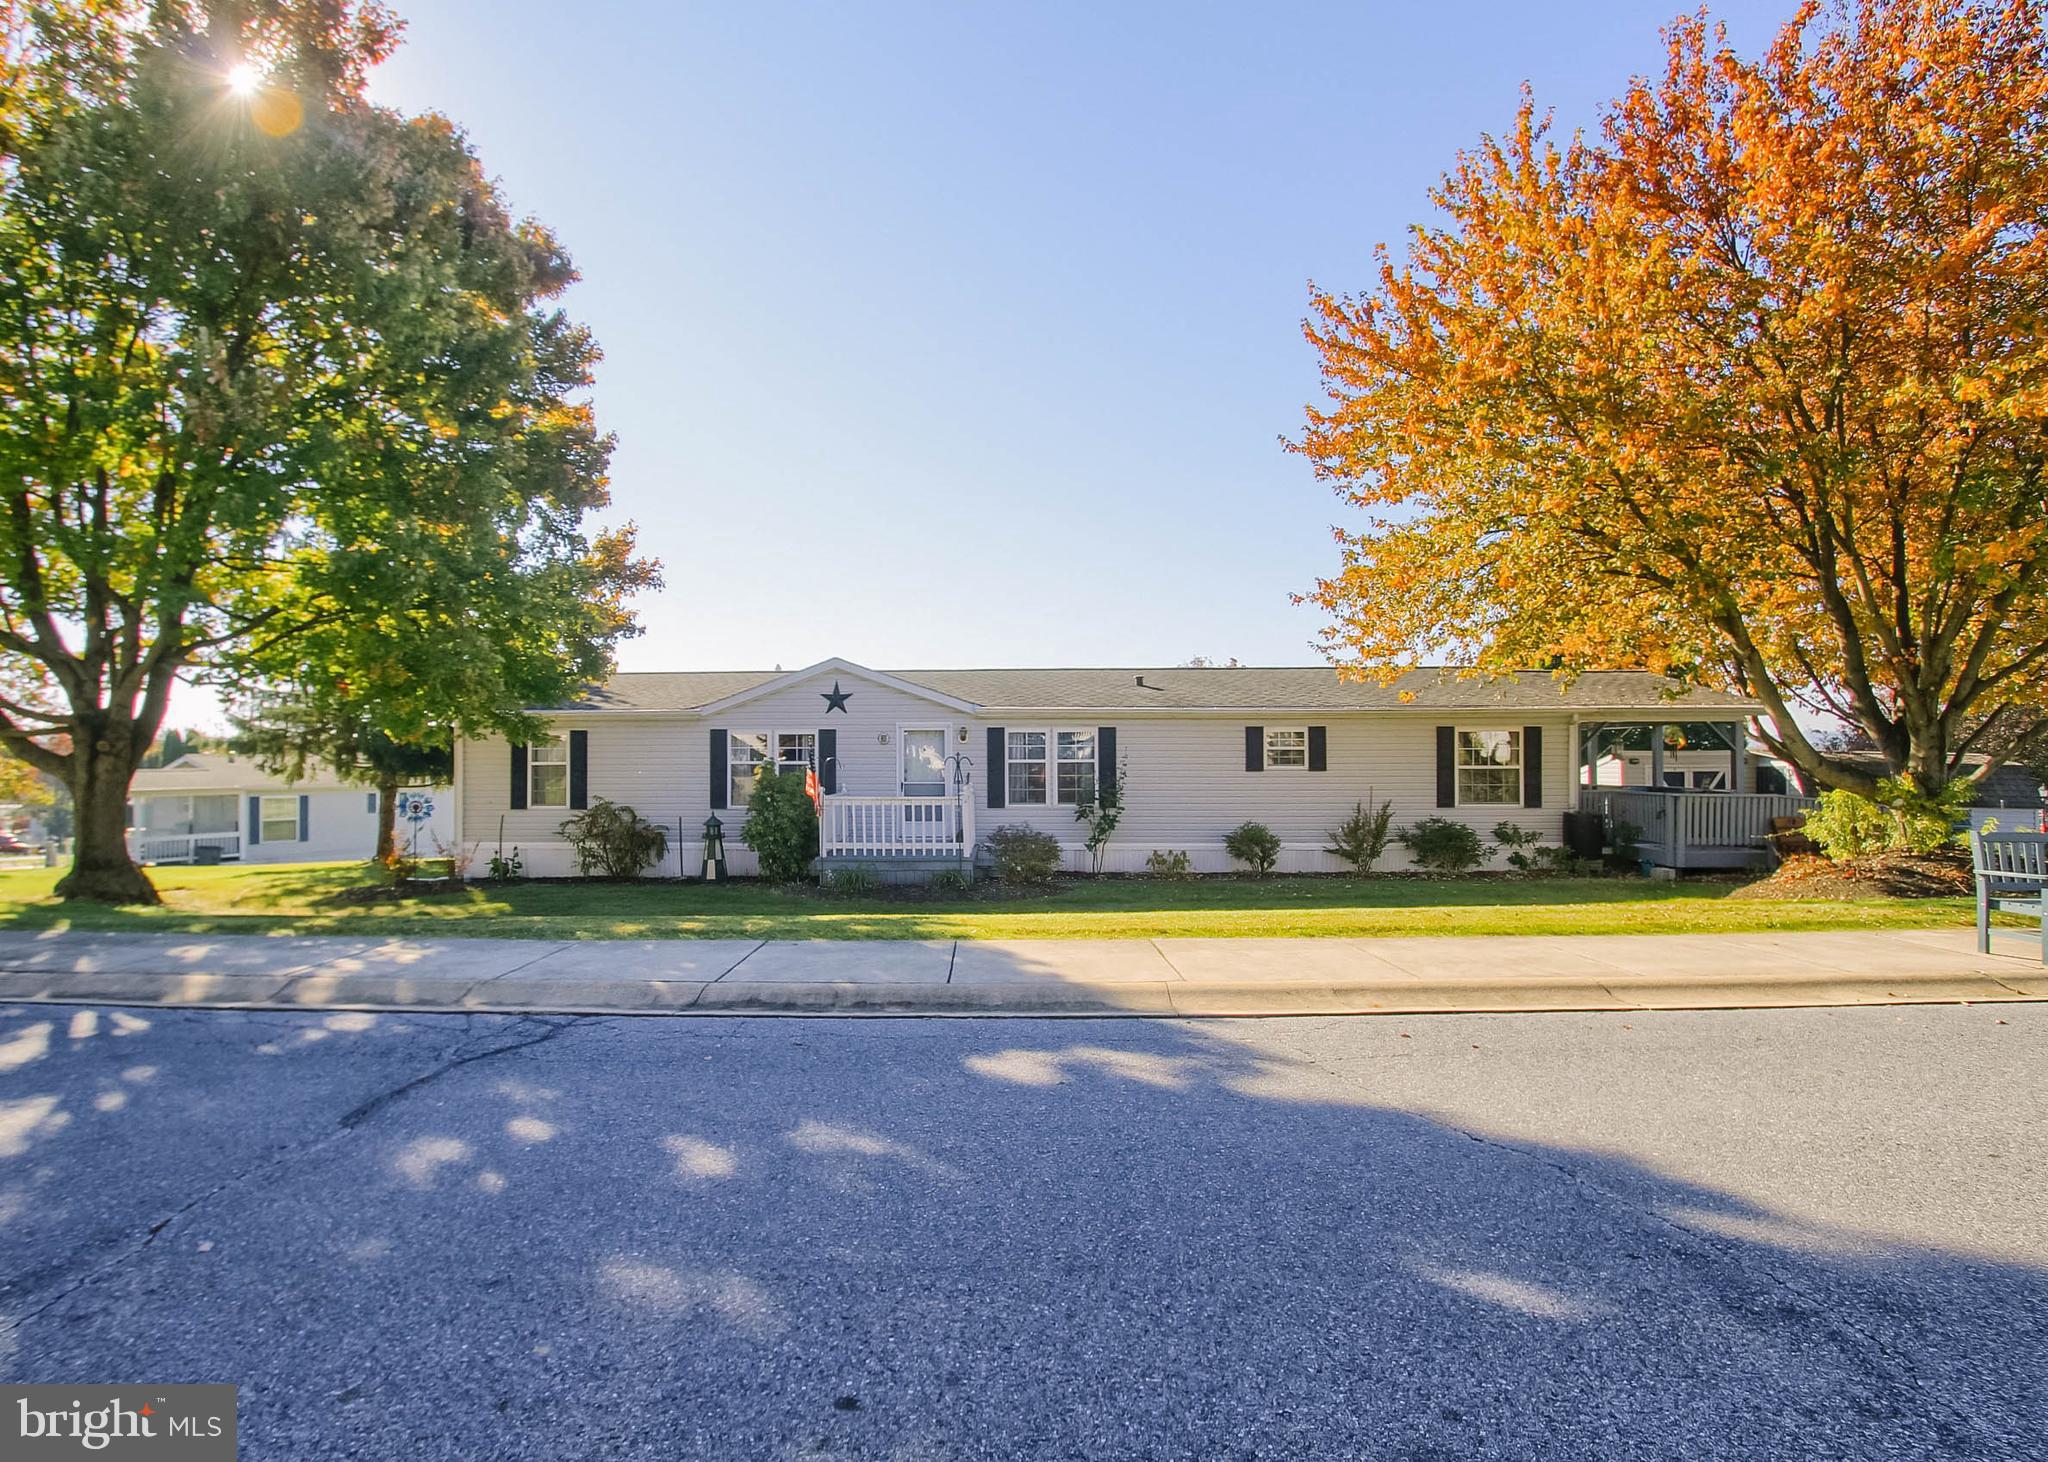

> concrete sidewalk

[{"left": 0, "top": 926, "right": 2042, "bottom": 1016}]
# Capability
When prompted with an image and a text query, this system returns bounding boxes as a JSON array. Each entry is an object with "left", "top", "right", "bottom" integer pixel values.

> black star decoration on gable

[{"left": 821, "top": 681, "right": 853, "bottom": 714}]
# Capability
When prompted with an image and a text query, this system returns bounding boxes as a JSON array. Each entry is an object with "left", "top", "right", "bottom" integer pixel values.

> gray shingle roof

[{"left": 555, "top": 666, "right": 1760, "bottom": 715}]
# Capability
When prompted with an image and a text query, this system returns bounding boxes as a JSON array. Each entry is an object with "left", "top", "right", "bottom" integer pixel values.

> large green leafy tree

[{"left": 0, "top": 0, "right": 656, "bottom": 901}]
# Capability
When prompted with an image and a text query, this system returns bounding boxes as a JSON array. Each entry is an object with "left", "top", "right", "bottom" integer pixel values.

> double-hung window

[
  {"left": 777, "top": 732, "right": 816, "bottom": 779},
  {"left": 1264, "top": 728, "right": 1308, "bottom": 770},
  {"left": 1006, "top": 731, "right": 1048, "bottom": 806},
  {"left": 1055, "top": 730, "right": 1097, "bottom": 806},
  {"left": 259, "top": 794, "right": 301, "bottom": 843},
  {"left": 528, "top": 735, "right": 569, "bottom": 809},
  {"left": 729, "top": 732, "right": 770, "bottom": 808},
  {"left": 1007, "top": 730, "right": 1097, "bottom": 806},
  {"left": 1456, "top": 729, "right": 1522, "bottom": 806}
]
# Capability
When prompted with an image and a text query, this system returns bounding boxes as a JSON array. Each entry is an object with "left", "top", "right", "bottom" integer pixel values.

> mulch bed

[{"left": 1730, "top": 850, "right": 1974, "bottom": 901}]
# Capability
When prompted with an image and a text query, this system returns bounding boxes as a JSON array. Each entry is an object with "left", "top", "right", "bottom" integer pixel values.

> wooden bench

[{"left": 1973, "top": 829, "right": 2046, "bottom": 964}]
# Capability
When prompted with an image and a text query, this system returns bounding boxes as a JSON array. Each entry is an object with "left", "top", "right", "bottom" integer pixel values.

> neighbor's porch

[{"left": 126, "top": 793, "right": 244, "bottom": 866}]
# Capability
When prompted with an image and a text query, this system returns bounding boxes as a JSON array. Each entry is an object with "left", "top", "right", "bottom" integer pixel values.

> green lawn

[{"left": 0, "top": 861, "right": 1983, "bottom": 941}]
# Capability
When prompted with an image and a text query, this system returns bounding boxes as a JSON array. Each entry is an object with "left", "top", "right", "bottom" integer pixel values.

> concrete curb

[{"left": 0, "top": 965, "right": 2038, "bottom": 1019}]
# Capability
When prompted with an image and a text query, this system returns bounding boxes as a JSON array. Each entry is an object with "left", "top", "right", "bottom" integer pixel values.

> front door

[{"left": 900, "top": 728, "right": 948, "bottom": 797}]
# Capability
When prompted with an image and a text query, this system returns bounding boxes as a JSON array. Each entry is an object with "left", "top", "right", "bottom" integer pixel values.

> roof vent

[{"left": 1134, "top": 674, "right": 1147, "bottom": 688}]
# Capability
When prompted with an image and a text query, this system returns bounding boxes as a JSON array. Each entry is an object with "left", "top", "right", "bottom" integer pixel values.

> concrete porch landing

[{"left": 0, "top": 927, "right": 2041, "bottom": 1017}]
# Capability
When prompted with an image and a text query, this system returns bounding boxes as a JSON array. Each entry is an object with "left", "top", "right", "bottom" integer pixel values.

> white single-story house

[
  {"left": 450, "top": 658, "right": 1781, "bottom": 878},
  {"left": 127, "top": 752, "right": 451, "bottom": 865}
]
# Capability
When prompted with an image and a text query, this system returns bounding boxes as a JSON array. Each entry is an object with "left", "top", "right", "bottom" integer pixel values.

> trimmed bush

[
  {"left": 1398, "top": 817, "right": 1488, "bottom": 873},
  {"left": 987, "top": 824, "right": 1062, "bottom": 883},
  {"left": 1224, "top": 821, "right": 1282, "bottom": 876},
  {"left": 1326, "top": 796, "right": 1396, "bottom": 874},
  {"left": 558, "top": 799, "right": 668, "bottom": 879},
  {"left": 739, "top": 770, "right": 820, "bottom": 882}
]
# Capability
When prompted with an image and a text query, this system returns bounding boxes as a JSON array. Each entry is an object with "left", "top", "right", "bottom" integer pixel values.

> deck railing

[
  {"left": 129, "top": 831, "right": 242, "bottom": 865},
  {"left": 819, "top": 795, "right": 974, "bottom": 859},
  {"left": 1581, "top": 789, "right": 1814, "bottom": 869}
]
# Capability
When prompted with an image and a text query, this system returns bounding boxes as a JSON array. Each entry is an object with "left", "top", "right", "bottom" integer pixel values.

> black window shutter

[
  {"left": 1245, "top": 726, "right": 1264, "bottom": 772},
  {"left": 1436, "top": 727, "right": 1456, "bottom": 807},
  {"left": 1097, "top": 726, "right": 1117, "bottom": 798},
  {"left": 298, "top": 795, "right": 309, "bottom": 842},
  {"left": 510, "top": 742, "right": 528, "bottom": 810},
  {"left": 569, "top": 729, "right": 590, "bottom": 809},
  {"left": 709, "top": 729, "right": 728, "bottom": 810},
  {"left": 247, "top": 795, "right": 261, "bottom": 846},
  {"left": 986, "top": 727, "right": 1006, "bottom": 808},
  {"left": 819, "top": 728, "right": 838, "bottom": 794},
  {"left": 1522, "top": 725, "right": 1544, "bottom": 808},
  {"left": 1307, "top": 726, "right": 1328, "bottom": 772}
]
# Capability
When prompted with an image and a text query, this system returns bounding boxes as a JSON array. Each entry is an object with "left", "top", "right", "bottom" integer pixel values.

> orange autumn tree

[{"left": 1295, "top": 0, "right": 2048, "bottom": 797}]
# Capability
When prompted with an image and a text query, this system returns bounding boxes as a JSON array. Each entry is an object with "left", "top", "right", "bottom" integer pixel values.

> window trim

[
  {"left": 1005, "top": 727, "right": 1098, "bottom": 807},
  {"left": 1453, "top": 726, "right": 1524, "bottom": 808},
  {"left": 258, "top": 793, "right": 302, "bottom": 844},
  {"left": 527, "top": 734, "right": 570, "bottom": 810},
  {"left": 1262, "top": 726, "right": 1310, "bottom": 771},
  {"left": 729, "top": 729, "right": 822, "bottom": 810}
]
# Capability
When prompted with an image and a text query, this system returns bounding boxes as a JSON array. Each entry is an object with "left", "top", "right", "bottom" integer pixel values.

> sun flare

[{"left": 224, "top": 61, "right": 263, "bottom": 97}]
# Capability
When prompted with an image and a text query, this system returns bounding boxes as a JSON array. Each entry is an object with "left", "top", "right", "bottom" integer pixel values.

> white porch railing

[
  {"left": 129, "top": 831, "right": 242, "bottom": 865},
  {"left": 1582, "top": 789, "right": 1814, "bottom": 869},
  {"left": 820, "top": 795, "right": 974, "bottom": 859}
]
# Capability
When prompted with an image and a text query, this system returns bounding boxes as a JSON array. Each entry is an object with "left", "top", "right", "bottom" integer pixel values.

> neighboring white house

[
  {"left": 450, "top": 658, "right": 1771, "bottom": 878},
  {"left": 127, "top": 752, "right": 451, "bottom": 866}
]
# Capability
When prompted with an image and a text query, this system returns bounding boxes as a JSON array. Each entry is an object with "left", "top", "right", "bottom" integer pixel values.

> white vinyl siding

[
  {"left": 528, "top": 735, "right": 569, "bottom": 809},
  {"left": 258, "top": 794, "right": 300, "bottom": 843},
  {"left": 1456, "top": 729, "right": 1522, "bottom": 806},
  {"left": 455, "top": 672, "right": 1591, "bottom": 876}
]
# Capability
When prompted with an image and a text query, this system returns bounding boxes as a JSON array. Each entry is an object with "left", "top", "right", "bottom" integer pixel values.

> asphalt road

[{"left": 2, "top": 1002, "right": 2044, "bottom": 1460}]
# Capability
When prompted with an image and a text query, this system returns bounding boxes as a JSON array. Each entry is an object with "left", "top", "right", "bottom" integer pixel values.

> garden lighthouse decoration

[{"left": 701, "top": 814, "right": 727, "bottom": 883}]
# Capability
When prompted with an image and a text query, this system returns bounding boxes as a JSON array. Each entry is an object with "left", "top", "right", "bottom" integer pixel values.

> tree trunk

[
  {"left": 374, "top": 773, "right": 399, "bottom": 863},
  {"left": 56, "top": 739, "right": 158, "bottom": 905}
]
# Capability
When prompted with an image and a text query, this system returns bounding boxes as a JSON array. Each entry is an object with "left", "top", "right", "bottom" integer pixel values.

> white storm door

[{"left": 900, "top": 728, "right": 948, "bottom": 797}]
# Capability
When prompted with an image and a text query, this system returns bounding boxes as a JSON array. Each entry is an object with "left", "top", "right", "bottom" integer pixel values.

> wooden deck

[{"left": 1581, "top": 788, "right": 1815, "bottom": 870}]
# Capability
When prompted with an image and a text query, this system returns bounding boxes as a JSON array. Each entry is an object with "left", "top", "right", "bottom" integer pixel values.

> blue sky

[{"left": 190, "top": 1, "right": 1808, "bottom": 723}]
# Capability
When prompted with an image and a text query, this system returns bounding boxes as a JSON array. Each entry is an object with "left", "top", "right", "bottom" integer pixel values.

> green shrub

[
  {"left": 1326, "top": 795, "right": 1395, "bottom": 874},
  {"left": 826, "top": 864, "right": 879, "bottom": 895},
  {"left": 1397, "top": 816, "right": 1488, "bottom": 873},
  {"left": 986, "top": 824, "right": 1062, "bottom": 883},
  {"left": 928, "top": 867, "right": 972, "bottom": 894},
  {"left": 1804, "top": 775, "right": 1971, "bottom": 861},
  {"left": 738, "top": 770, "right": 819, "bottom": 882},
  {"left": 1491, "top": 820, "right": 1545, "bottom": 871},
  {"left": 558, "top": 799, "right": 669, "bottom": 879},
  {"left": 1144, "top": 848, "right": 1194, "bottom": 880},
  {"left": 1224, "top": 821, "right": 1282, "bottom": 876}
]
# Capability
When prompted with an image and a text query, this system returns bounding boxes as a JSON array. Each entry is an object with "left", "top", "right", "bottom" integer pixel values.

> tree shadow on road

[{"left": 1, "top": 1004, "right": 2044, "bottom": 1460}]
